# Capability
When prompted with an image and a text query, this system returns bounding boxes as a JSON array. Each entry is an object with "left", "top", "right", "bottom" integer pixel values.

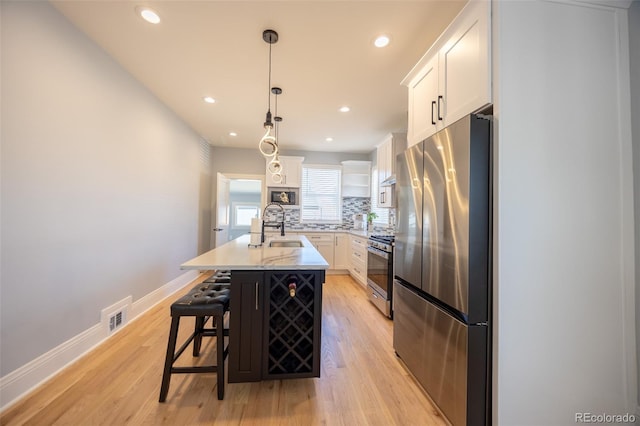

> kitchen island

[{"left": 181, "top": 234, "right": 329, "bottom": 383}]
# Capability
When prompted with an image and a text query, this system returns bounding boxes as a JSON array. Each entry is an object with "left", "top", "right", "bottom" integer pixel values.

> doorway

[{"left": 212, "top": 173, "right": 266, "bottom": 248}]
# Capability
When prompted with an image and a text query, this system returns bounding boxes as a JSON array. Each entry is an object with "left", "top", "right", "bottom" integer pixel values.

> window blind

[{"left": 300, "top": 165, "right": 342, "bottom": 222}]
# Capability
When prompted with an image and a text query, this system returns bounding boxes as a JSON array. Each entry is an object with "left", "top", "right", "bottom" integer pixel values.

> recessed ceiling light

[
  {"left": 339, "top": 106, "right": 350, "bottom": 113},
  {"left": 203, "top": 96, "right": 216, "bottom": 104},
  {"left": 137, "top": 7, "right": 160, "bottom": 24},
  {"left": 374, "top": 35, "right": 390, "bottom": 48},
  {"left": 229, "top": 132, "right": 237, "bottom": 137},
  {"left": 325, "top": 137, "right": 334, "bottom": 143}
]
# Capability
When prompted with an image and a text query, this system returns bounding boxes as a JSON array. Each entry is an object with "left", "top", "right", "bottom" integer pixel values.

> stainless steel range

[{"left": 366, "top": 234, "right": 394, "bottom": 318}]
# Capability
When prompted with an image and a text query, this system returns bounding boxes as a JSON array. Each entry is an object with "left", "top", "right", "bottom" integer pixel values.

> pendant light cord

[
  {"left": 274, "top": 92, "right": 278, "bottom": 140},
  {"left": 267, "top": 41, "right": 272, "bottom": 115}
]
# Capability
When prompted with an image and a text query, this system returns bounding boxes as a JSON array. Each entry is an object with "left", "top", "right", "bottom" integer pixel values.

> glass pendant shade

[
  {"left": 259, "top": 127, "right": 278, "bottom": 157},
  {"left": 271, "top": 172, "right": 283, "bottom": 184},
  {"left": 268, "top": 155, "right": 282, "bottom": 174}
]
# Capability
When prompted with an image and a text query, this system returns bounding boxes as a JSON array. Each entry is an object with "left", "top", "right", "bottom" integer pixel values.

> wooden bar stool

[{"left": 159, "top": 284, "right": 230, "bottom": 401}]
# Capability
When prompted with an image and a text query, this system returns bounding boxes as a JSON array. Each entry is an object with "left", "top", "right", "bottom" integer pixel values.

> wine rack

[{"left": 266, "top": 272, "right": 320, "bottom": 377}]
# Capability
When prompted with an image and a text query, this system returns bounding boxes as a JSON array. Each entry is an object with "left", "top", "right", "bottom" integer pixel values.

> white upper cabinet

[
  {"left": 406, "top": 55, "right": 439, "bottom": 146},
  {"left": 402, "top": 0, "right": 491, "bottom": 146},
  {"left": 376, "top": 133, "right": 406, "bottom": 208},
  {"left": 265, "top": 156, "right": 304, "bottom": 187},
  {"left": 341, "top": 160, "right": 371, "bottom": 197}
]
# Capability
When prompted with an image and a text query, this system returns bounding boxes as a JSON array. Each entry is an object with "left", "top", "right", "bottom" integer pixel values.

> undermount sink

[{"left": 268, "top": 240, "right": 304, "bottom": 248}]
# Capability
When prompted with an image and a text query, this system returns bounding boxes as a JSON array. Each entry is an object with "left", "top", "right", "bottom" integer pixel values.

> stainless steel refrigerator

[{"left": 393, "top": 114, "right": 491, "bottom": 426}]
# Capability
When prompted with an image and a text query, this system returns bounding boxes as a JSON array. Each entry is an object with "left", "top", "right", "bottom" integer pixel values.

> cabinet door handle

[
  {"left": 255, "top": 281, "right": 259, "bottom": 310},
  {"left": 437, "top": 95, "right": 444, "bottom": 121},
  {"left": 431, "top": 101, "right": 436, "bottom": 125}
]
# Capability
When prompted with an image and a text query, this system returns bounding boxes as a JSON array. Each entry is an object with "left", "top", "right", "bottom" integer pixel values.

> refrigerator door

[
  {"left": 394, "top": 142, "right": 423, "bottom": 288},
  {"left": 422, "top": 114, "right": 490, "bottom": 322},
  {"left": 393, "top": 281, "right": 488, "bottom": 426}
]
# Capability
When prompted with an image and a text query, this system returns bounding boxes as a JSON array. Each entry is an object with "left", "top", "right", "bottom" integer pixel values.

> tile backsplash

[{"left": 263, "top": 196, "right": 394, "bottom": 233}]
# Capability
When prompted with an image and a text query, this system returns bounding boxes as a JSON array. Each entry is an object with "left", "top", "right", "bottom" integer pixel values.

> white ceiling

[{"left": 51, "top": 1, "right": 466, "bottom": 154}]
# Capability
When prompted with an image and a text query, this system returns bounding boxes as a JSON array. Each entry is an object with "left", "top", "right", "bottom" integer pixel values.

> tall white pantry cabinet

[{"left": 491, "top": 0, "right": 636, "bottom": 424}]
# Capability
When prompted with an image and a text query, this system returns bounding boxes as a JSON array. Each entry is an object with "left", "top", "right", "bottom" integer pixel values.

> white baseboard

[{"left": 0, "top": 269, "right": 201, "bottom": 412}]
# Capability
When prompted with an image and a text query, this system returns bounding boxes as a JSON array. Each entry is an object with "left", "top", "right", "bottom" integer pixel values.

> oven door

[{"left": 367, "top": 246, "right": 390, "bottom": 297}]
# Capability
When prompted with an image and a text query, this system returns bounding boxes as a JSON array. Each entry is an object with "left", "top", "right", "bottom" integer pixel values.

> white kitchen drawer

[
  {"left": 350, "top": 261, "right": 367, "bottom": 287},
  {"left": 349, "top": 235, "right": 368, "bottom": 288},
  {"left": 304, "top": 233, "right": 334, "bottom": 243},
  {"left": 351, "top": 249, "right": 365, "bottom": 264},
  {"left": 350, "top": 235, "right": 367, "bottom": 249}
]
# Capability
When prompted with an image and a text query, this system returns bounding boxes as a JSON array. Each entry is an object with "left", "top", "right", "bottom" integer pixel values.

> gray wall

[
  {"left": 1, "top": 1, "right": 210, "bottom": 376},
  {"left": 630, "top": 0, "right": 640, "bottom": 412},
  {"left": 210, "top": 146, "right": 267, "bottom": 177},
  {"left": 210, "top": 147, "right": 372, "bottom": 226},
  {"left": 282, "top": 149, "right": 371, "bottom": 165},
  {"left": 210, "top": 147, "right": 372, "bottom": 179}
]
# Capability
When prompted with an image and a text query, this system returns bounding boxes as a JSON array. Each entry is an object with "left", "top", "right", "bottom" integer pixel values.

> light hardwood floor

[{"left": 1, "top": 274, "right": 448, "bottom": 426}]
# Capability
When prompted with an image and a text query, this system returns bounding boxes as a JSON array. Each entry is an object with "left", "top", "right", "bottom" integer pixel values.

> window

[
  {"left": 300, "top": 164, "right": 342, "bottom": 222},
  {"left": 370, "top": 167, "right": 389, "bottom": 225},
  {"left": 232, "top": 203, "right": 260, "bottom": 226}
]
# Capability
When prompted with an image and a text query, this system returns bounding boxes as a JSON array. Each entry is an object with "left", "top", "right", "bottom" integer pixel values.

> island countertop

[{"left": 180, "top": 234, "right": 329, "bottom": 270}]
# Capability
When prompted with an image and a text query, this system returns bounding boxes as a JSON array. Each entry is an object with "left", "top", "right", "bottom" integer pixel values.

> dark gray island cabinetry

[{"left": 228, "top": 270, "right": 325, "bottom": 383}]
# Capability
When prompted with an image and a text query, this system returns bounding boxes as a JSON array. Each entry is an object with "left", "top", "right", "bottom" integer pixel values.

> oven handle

[{"left": 367, "top": 246, "right": 389, "bottom": 260}]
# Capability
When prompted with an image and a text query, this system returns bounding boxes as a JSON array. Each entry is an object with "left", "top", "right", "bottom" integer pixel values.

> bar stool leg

[
  {"left": 159, "top": 316, "right": 180, "bottom": 402},
  {"left": 216, "top": 311, "right": 225, "bottom": 400},
  {"left": 193, "top": 316, "right": 205, "bottom": 357}
]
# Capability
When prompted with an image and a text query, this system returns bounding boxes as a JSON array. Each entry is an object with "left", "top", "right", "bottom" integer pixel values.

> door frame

[{"left": 212, "top": 173, "right": 266, "bottom": 248}]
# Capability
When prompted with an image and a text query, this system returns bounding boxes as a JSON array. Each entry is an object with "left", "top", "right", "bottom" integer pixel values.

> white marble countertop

[{"left": 181, "top": 234, "right": 329, "bottom": 271}]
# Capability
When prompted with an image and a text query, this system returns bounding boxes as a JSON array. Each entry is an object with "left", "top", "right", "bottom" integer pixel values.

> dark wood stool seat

[{"left": 159, "top": 285, "right": 230, "bottom": 402}]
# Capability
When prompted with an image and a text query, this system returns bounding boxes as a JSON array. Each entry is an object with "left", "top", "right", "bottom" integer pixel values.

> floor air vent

[
  {"left": 101, "top": 296, "right": 132, "bottom": 335},
  {"left": 109, "top": 310, "right": 124, "bottom": 332}
]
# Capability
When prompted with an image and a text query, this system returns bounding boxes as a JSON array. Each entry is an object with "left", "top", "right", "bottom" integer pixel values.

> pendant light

[
  {"left": 268, "top": 87, "right": 283, "bottom": 176},
  {"left": 259, "top": 30, "right": 279, "bottom": 157}
]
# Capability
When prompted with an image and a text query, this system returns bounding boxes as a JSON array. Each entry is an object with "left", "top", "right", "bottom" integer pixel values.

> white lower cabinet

[
  {"left": 302, "top": 233, "right": 335, "bottom": 270},
  {"left": 349, "top": 235, "right": 368, "bottom": 287},
  {"left": 334, "top": 233, "right": 350, "bottom": 271}
]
